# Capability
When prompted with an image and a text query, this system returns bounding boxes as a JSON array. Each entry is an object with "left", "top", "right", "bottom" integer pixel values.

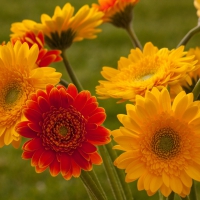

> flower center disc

[
  {"left": 42, "top": 106, "right": 86, "bottom": 154},
  {"left": 5, "top": 87, "right": 21, "bottom": 105},
  {"left": 151, "top": 127, "right": 180, "bottom": 159}
]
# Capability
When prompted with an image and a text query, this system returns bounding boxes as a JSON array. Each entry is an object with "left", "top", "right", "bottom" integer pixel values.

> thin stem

[
  {"left": 106, "top": 142, "right": 134, "bottom": 200},
  {"left": 180, "top": 196, "right": 190, "bottom": 200},
  {"left": 189, "top": 181, "right": 198, "bottom": 200},
  {"left": 168, "top": 192, "right": 175, "bottom": 200},
  {"left": 158, "top": 191, "right": 164, "bottom": 200},
  {"left": 125, "top": 22, "right": 143, "bottom": 50},
  {"left": 61, "top": 51, "right": 83, "bottom": 92},
  {"left": 192, "top": 78, "right": 200, "bottom": 100},
  {"left": 99, "top": 145, "right": 125, "bottom": 200},
  {"left": 80, "top": 170, "right": 107, "bottom": 200},
  {"left": 177, "top": 25, "right": 200, "bottom": 48},
  {"left": 88, "top": 170, "right": 107, "bottom": 199},
  {"left": 59, "top": 79, "right": 69, "bottom": 88}
]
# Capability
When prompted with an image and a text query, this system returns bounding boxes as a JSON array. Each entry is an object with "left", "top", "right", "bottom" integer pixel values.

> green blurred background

[{"left": 0, "top": 0, "right": 199, "bottom": 199}]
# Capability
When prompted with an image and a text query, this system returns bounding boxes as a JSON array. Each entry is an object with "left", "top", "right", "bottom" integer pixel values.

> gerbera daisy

[
  {"left": 194, "top": 0, "right": 200, "bottom": 18},
  {"left": 10, "top": 22, "right": 62, "bottom": 67},
  {"left": 92, "top": 0, "right": 139, "bottom": 28},
  {"left": 96, "top": 42, "right": 198, "bottom": 102},
  {"left": 15, "top": 84, "right": 110, "bottom": 179},
  {"left": 35, "top": 3, "right": 103, "bottom": 50},
  {"left": 179, "top": 47, "right": 200, "bottom": 96},
  {"left": 112, "top": 87, "right": 200, "bottom": 197},
  {"left": 0, "top": 41, "right": 61, "bottom": 148}
]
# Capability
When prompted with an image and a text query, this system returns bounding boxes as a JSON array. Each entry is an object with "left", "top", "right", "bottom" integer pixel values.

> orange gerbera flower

[
  {"left": 10, "top": 20, "right": 62, "bottom": 67},
  {"left": 16, "top": 84, "right": 110, "bottom": 179},
  {"left": 112, "top": 87, "right": 200, "bottom": 197},
  {"left": 93, "top": 0, "right": 139, "bottom": 28}
]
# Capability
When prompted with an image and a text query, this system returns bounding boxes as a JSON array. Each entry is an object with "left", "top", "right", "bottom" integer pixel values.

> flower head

[
  {"left": 0, "top": 41, "right": 61, "bottom": 148},
  {"left": 96, "top": 42, "right": 198, "bottom": 102},
  {"left": 179, "top": 47, "right": 200, "bottom": 96},
  {"left": 35, "top": 3, "right": 104, "bottom": 50},
  {"left": 194, "top": 0, "right": 200, "bottom": 18},
  {"left": 112, "top": 87, "right": 200, "bottom": 197},
  {"left": 93, "top": 0, "right": 139, "bottom": 28},
  {"left": 10, "top": 21, "right": 62, "bottom": 67},
  {"left": 16, "top": 84, "right": 110, "bottom": 179}
]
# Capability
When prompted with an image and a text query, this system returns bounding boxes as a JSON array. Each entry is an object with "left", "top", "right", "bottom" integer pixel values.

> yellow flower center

[{"left": 151, "top": 127, "right": 180, "bottom": 159}]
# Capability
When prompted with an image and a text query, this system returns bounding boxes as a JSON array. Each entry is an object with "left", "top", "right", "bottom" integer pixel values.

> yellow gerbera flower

[
  {"left": 180, "top": 47, "right": 200, "bottom": 95},
  {"left": 36, "top": 3, "right": 103, "bottom": 50},
  {"left": 194, "top": 0, "right": 200, "bottom": 18},
  {"left": 112, "top": 87, "right": 200, "bottom": 197},
  {"left": 0, "top": 41, "right": 61, "bottom": 148},
  {"left": 93, "top": 0, "right": 139, "bottom": 27},
  {"left": 96, "top": 42, "right": 198, "bottom": 102}
]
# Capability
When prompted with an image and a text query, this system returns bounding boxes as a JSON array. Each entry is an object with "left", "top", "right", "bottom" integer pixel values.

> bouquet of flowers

[{"left": 1, "top": 0, "right": 200, "bottom": 199}]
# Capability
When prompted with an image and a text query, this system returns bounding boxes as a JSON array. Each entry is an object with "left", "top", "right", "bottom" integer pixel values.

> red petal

[
  {"left": 38, "top": 150, "right": 55, "bottom": 168},
  {"left": 36, "top": 89, "right": 49, "bottom": 100},
  {"left": 85, "top": 123, "right": 98, "bottom": 130},
  {"left": 73, "top": 91, "right": 89, "bottom": 111},
  {"left": 23, "top": 138, "right": 42, "bottom": 151},
  {"left": 90, "top": 152, "right": 102, "bottom": 165},
  {"left": 81, "top": 102, "right": 98, "bottom": 117},
  {"left": 22, "top": 151, "right": 34, "bottom": 159},
  {"left": 16, "top": 123, "right": 37, "bottom": 138},
  {"left": 23, "top": 108, "right": 43, "bottom": 124},
  {"left": 71, "top": 160, "right": 81, "bottom": 177},
  {"left": 49, "top": 157, "right": 60, "bottom": 177},
  {"left": 31, "top": 148, "right": 44, "bottom": 166},
  {"left": 66, "top": 84, "right": 78, "bottom": 99},
  {"left": 26, "top": 100, "right": 41, "bottom": 112},
  {"left": 28, "top": 122, "right": 42, "bottom": 133},
  {"left": 35, "top": 165, "right": 48, "bottom": 173},
  {"left": 59, "top": 88, "right": 73, "bottom": 109},
  {"left": 46, "top": 84, "right": 55, "bottom": 96},
  {"left": 78, "top": 149, "right": 90, "bottom": 161},
  {"left": 87, "top": 126, "right": 111, "bottom": 145},
  {"left": 88, "top": 112, "right": 106, "bottom": 125},
  {"left": 63, "top": 168, "right": 73, "bottom": 180},
  {"left": 38, "top": 54, "right": 56, "bottom": 67},
  {"left": 60, "top": 153, "right": 72, "bottom": 176},
  {"left": 38, "top": 96, "right": 50, "bottom": 113},
  {"left": 49, "top": 87, "right": 61, "bottom": 108},
  {"left": 73, "top": 150, "right": 91, "bottom": 171},
  {"left": 81, "top": 142, "right": 97, "bottom": 154}
]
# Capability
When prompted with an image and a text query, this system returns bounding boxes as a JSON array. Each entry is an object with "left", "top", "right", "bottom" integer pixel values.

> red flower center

[{"left": 41, "top": 105, "right": 86, "bottom": 155}]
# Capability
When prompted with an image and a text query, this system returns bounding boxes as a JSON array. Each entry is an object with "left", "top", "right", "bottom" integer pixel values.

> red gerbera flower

[
  {"left": 11, "top": 30, "right": 62, "bottom": 67},
  {"left": 15, "top": 84, "right": 110, "bottom": 180}
]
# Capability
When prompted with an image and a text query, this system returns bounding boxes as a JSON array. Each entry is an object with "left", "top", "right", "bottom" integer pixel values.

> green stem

[
  {"left": 61, "top": 51, "right": 83, "bottom": 92},
  {"left": 168, "top": 192, "right": 175, "bottom": 200},
  {"left": 177, "top": 25, "right": 200, "bottom": 48},
  {"left": 88, "top": 170, "right": 107, "bottom": 199},
  {"left": 99, "top": 145, "right": 125, "bottom": 200},
  {"left": 80, "top": 170, "right": 107, "bottom": 200},
  {"left": 180, "top": 196, "right": 190, "bottom": 200},
  {"left": 106, "top": 142, "right": 134, "bottom": 200},
  {"left": 59, "top": 78, "right": 69, "bottom": 88},
  {"left": 125, "top": 22, "right": 143, "bottom": 50},
  {"left": 189, "top": 181, "right": 198, "bottom": 200},
  {"left": 158, "top": 191, "right": 164, "bottom": 200},
  {"left": 192, "top": 78, "right": 200, "bottom": 100}
]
